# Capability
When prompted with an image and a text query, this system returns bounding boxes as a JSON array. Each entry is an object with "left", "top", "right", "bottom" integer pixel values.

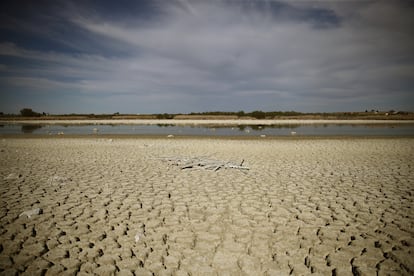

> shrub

[
  {"left": 20, "top": 108, "right": 41, "bottom": 117},
  {"left": 250, "top": 110, "right": 266, "bottom": 119}
]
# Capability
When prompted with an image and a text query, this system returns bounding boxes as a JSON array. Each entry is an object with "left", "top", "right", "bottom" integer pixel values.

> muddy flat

[{"left": 0, "top": 138, "right": 413, "bottom": 275}]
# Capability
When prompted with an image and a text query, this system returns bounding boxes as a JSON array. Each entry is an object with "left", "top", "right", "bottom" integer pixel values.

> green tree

[
  {"left": 236, "top": 110, "right": 245, "bottom": 117},
  {"left": 20, "top": 108, "right": 41, "bottom": 117},
  {"left": 250, "top": 110, "right": 266, "bottom": 119}
]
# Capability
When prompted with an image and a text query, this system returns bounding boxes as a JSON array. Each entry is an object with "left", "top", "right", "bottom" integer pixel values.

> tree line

[
  {"left": 188, "top": 110, "right": 302, "bottom": 119},
  {"left": 0, "top": 108, "right": 409, "bottom": 119},
  {"left": 9, "top": 109, "right": 303, "bottom": 119}
]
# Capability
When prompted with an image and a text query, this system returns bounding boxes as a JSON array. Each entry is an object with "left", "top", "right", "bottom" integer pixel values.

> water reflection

[
  {"left": 189, "top": 124, "right": 301, "bottom": 131},
  {"left": 248, "top": 124, "right": 301, "bottom": 131},
  {"left": 0, "top": 123, "right": 410, "bottom": 136},
  {"left": 21, "top": 124, "right": 43, "bottom": 133}
]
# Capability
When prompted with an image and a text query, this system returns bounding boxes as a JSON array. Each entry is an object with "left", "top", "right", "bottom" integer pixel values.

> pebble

[
  {"left": 4, "top": 173, "right": 22, "bottom": 180},
  {"left": 19, "top": 208, "right": 42, "bottom": 218}
]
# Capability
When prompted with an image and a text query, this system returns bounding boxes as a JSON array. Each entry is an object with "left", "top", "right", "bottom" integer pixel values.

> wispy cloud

[{"left": 0, "top": 0, "right": 413, "bottom": 113}]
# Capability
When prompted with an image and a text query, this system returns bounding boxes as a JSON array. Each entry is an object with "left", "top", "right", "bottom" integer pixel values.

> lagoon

[{"left": 1, "top": 123, "right": 414, "bottom": 137}]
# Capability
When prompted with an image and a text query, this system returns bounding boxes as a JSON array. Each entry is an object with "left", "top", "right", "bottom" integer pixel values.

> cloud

[
  {"left": 1, "top": 76, "right": 71, "bottom": 90},
  {"left": 1, "top": 0, "right": 413, "bottom": 113}
]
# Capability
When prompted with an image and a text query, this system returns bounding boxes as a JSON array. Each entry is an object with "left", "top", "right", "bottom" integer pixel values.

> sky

[{"left": 0, "top": 0, "right": 413, "bottom": 114}]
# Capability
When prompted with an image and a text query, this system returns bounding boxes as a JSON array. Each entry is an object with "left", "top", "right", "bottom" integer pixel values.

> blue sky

[{"left": 1, "top": 0, "right": 413, "bottom": 114}]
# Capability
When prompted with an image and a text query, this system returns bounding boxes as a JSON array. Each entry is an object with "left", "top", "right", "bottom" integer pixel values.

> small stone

[
  {"left": 4, "top": 173, "right": 22, "bottom": 180},
  {"left": 19, "top": 208, "right": 42, "bottom": 219}
]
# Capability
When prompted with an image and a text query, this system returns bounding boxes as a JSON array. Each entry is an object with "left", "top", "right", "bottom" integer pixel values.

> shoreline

[
  {"left": 1, "top": 134, "right": 414, "bottom": 140},
  {"left": 2, "top": 118, "right": 414, "bottom": 126}
]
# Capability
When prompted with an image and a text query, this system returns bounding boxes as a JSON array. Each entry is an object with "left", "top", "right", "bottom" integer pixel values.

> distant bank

[
  {"left": 1, "top": 119, "right": 414, "bottom": 126},
  {"left": 1, "top": 110, "right": 414, "bottom": 121}
]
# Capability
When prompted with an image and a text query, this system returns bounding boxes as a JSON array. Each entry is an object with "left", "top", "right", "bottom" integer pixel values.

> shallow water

[{"left": 1, "top": 123, "right": 414, "bottom": 136}]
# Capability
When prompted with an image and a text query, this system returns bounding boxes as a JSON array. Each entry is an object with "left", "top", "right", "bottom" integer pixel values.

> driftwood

[
  {"left": 155, "top": 156, "right": 249, "bottom": 171},
  {"left": 47, "top": 175, "right": 70, "bottom": 185}
]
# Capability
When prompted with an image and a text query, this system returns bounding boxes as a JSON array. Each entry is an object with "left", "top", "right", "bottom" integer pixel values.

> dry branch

[{"left": 154, "top": 156, "right": 249, "bottom": 171}]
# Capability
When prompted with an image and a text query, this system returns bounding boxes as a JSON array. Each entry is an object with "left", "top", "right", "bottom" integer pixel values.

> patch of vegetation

[
  {"left": 20, "top": 108, "right": 41, "bottom": 117},
  {"left": 188, "top": 110, "right": 303, "bottom": 119},
  {"left": 156, "top": 113, "right": 175, "bottom": 119}
]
